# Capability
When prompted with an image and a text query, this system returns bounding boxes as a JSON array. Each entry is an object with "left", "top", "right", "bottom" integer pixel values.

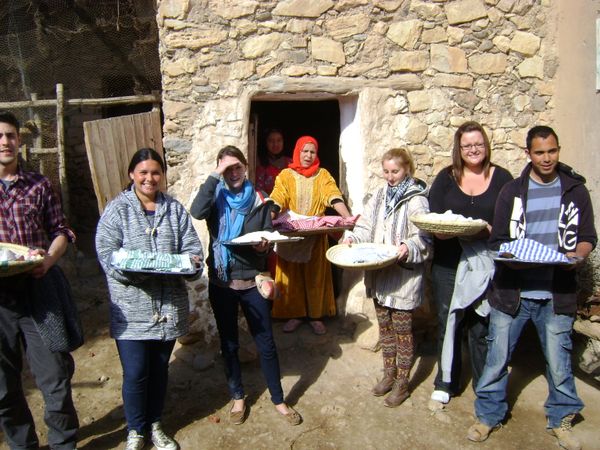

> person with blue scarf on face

[{"left": 190, "top": 146, "right": 302, "bottom": 426}]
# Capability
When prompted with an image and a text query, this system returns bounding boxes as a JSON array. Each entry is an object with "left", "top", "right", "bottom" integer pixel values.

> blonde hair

[{"left": 381, "top": 148, "right": 415, "bottom": 176}]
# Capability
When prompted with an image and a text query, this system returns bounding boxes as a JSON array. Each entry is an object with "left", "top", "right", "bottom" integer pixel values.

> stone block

[
  {"left": 509, "top": 31, "right": 541, "bottom": 56},
  {"left": 164, "top": 29, "right": 228, "bottom": 50},
  {"left": 410, "top": 1, "right": 444, "bottom": 20},
  {"left": 210, "top": 0, "right": 258, "bottom": 19},
  {"left": 325, "top": 14, "right": 371, "bottom": 40},
  {"left": 281, "top": 65, "right": 317, "bottom": 76},
  {"left": 163, "top": 100, "right": 194, "bottom": 117},
  {"left": 374, "top": 0, "right": 403, "bottom": 12},
  {"left": 162, "top": 58, "right": 196, "bottom": 77},
  {"left": 389, "top": 51, "right": 429, "bottom": 72},
  {"left": 311, "top": 36, "right": 346, "bottom": 65},
  {"left": 444, "top": 0, "right": 488, "bottom": 25},
  {"left": 407, "top": 90, "right": 431, "bottom": 112},
  {"left": 230, "top": 60, "right": 256, "bottom": 79},
  {"left": 286, "top": 18, "right": 311, "bottom": 33},
  {"left": 433, "top": 74, "right": 473, "bottom": 89},
  {"left": 513, "top": 94, "right": 529, "bottom": 112},
  {"left": 273, "top": 0, "right": 334, "bottom": 17},
  {"left": 317, "top": 65, "right": 338, "bottom": 76},
  {"left": 256, "top": 60, "right": 282, "bottom": 77},
  {"left": 157, "top": 0, "right": 190, "bottom": 22},
  {"left": 516, "top": 56, "right": 544, "bottom": 79},
  {"left": 386, "top": 20, "right": 423, "bottom": 49},
  {"left": 493, "top": 35, "right": 511, "bottom": 53},
  {"left": 241, "top": 33, "right": 284, "bottom": 58},
  {"left": 447, "top": 26, "right": 465, "bottom": 45},
  {"left": 468, "top": 53, "right": 507, "bottom": 74},
  {"left": 421, "top": 27, "right": 447, "bottom": 44},
  {"left": 405, "top": 118, "right": 429, "bottom": 144},
  {"left": 430, "top": 44, "right": 467, "bottom": 73},
  {"left": 496, "top": 0, "right": 515, "bottom": 12},
  {"left": 429, "top": 125, "right": 455, "bottom": 149}
]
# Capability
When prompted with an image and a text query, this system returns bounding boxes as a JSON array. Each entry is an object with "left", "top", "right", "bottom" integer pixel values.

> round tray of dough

[
  {"left": 410, "top": 214, "right": 487, "bottom": 236},
  {"left": 0, "top": 242, "right": 44, "bottom": 277},
  {"left": 326, "top": 243, "right": 399, "bottom": 270}
]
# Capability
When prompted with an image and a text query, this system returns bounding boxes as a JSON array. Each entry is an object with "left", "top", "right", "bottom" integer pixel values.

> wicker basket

[
  {"left": 326, "top": 243, "right": 399, "bottom": 270},
  {"left": 410, "top": 214, "right": 487, "bottom": 236},
  {"left": 0, "top": 242, "right": 43, "bottom": 277}
]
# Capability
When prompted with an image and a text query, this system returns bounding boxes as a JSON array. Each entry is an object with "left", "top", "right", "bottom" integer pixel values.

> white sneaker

[
  {"left": 151, "top": 422, "right": 179, "bottom": 450},
  {"left": 125, "top": 429, "right": 145, "bottom": 450},
  {"left": 428, "top": 390, "right": 450, "bottom": 412},
  {"left": 430, "top": 390, "right": 450, "bottom": 403}
]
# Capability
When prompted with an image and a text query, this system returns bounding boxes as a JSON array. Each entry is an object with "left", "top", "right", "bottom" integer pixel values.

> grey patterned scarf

[{"left": 385, "top": 177, "right": 415, "bottom": 218}]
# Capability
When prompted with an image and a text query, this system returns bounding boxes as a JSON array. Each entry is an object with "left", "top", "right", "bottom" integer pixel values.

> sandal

[
  {"left": 282, "top": 319, "right": 303, "bottom": 333},
  {"left": 255, "top": 273, "right": 278, "bottom": 300},
  {"left": 229, "top": 401, "right": 247, "bottom": 425},
  {"left": 309, "top": 320, "right": 327, "bottom": 335},
  {"left": 467, "top": 421, "right": 497, "bottom": 442},
  {"left": 279, "top": 406, "right": 302, "bottom": 426}
]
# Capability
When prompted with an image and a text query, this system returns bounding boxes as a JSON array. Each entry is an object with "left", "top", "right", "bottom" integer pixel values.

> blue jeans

[
  {"left": 115, "top": 339, "right": 176, "bottom": 434},
  {"left": 432, "top": 264, "right": 488, "bottom": 395},
  {"left": 475, "top": 299, "right": 583, "bottom": 428},
  {"left": 209, "top": 283, "right": 284, "bottom": 405}
]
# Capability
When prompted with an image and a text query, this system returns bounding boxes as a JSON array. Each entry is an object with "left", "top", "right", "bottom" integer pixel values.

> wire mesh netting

[{"left": 0, "top": 0, "right": 161, "bottom": 234}]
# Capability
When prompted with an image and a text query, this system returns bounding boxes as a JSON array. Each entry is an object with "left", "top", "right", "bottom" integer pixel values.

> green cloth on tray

[{"left": 110, "top": 248, "right": 193, "bottom": 273}]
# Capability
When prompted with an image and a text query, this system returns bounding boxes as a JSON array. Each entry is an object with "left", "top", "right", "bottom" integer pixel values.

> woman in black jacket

[{"left": 190, "top": 145, "right": 301, "bottom": 426}]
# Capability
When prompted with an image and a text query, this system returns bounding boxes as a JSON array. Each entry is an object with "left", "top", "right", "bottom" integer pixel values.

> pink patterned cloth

[{"left": 273, "top": 213, "right": 359, "bottom": 232}]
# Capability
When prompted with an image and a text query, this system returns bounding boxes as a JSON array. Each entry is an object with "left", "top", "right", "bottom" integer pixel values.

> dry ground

[{"left": 2, "top": 273, "right": 599, "bottom": 450}]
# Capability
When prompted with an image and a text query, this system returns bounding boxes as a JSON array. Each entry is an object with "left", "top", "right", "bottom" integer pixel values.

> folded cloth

[
  {"left": 110, "top": 248, "right": 194, "bottom": 273},
  {"left": 498, "top": 238, "right": 570, "bottom": 263},
  {"left": 30, "top": 265, "right": 84, "bottom": 353}
]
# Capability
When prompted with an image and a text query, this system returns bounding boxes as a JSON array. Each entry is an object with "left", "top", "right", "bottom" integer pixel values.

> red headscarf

[{"left": 288, "top": 135, "right": 320, "bottom": 178}]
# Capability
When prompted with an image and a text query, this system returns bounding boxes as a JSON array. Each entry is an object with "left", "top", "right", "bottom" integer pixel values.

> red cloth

[
  {"left": 273, "top": 213, "right": 359, "bottom": 232},
  {"left": 288, "top": 136, "right": 320, "bottom": 178}
]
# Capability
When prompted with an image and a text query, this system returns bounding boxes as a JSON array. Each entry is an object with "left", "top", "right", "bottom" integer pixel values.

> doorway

[{"left": 249, "top": 99, "right": 341, "bottom": 184}]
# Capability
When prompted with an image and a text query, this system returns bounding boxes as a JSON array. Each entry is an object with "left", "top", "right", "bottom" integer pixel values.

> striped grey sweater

[{"left": 96, "top": 187, "right": 203, "bottom": 340}]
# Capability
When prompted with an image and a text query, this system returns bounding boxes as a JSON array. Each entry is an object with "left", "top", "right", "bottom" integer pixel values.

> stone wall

[{"left": 156, "top": 0, "right": 587, "bottom": 352}]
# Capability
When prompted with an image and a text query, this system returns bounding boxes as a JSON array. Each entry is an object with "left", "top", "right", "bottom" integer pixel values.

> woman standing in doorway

[
  {"left": 96, "top": 148, "right": 203, "bottom": 450},
  {"left": 428, "top": 122, "right": 513, "bottom": 410},
  {"left": 255, "top": 129, "right": 291, "bottom": 194},
  {"left": 270, "top": 135, "right": 351, "bottom": 335}
]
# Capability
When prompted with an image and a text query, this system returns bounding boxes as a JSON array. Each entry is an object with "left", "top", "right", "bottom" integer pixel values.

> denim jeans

[
  {"left": 115, "top": 339, "right": 176, "bottom": 434},
  {"left": 475, "top": 299, "right": 583, "bottom": 428},
  {"left": 209, "top": 283, "right": 284, "bottom": 405},
  {"left": 432, "top": 264, "right": 488, "bottom": 395},
  {"left": 0, "top": 284, "right": 78, "bottom": 450}
]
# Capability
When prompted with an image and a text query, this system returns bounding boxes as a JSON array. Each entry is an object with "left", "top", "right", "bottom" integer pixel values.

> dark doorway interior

[{"left": 250, "top": 99, "right": 341, "bottom": 182}]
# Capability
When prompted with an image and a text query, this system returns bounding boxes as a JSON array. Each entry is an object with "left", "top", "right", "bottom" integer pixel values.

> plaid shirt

[{"left": 0, "top": 166, "right": 75, "bottom": 249}]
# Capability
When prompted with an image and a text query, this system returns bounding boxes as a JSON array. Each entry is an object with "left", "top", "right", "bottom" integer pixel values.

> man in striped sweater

[{"left": 467, "top": 126, "right": 597, "bottom": 450}]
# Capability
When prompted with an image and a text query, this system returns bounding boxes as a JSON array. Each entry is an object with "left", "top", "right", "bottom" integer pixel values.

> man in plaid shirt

[{"left": 0, "top": 110, "right": 79, "bottom": 449}]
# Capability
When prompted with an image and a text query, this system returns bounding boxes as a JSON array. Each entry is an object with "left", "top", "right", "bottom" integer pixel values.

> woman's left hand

[{"left": 396, "top": 243, "right": 409, "bottom": 262}]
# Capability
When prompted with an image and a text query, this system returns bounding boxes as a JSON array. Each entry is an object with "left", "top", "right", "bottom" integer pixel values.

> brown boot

[
  {"left": 372, "top": 369, "right": 396, "bottom": 397},
  {"left": 383, "top": 379, "right": 409, "bottom": 408}
]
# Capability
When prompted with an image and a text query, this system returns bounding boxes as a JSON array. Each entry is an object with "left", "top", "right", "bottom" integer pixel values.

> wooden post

[
  {"left": 30, "top": 93, "right": 43, "bottom": 149},
  {"left": 151, "top": 90, "right": 161, "bottom": 112},
  {"left": 56, "top": 83, "right": 70, "bottom": 217}
]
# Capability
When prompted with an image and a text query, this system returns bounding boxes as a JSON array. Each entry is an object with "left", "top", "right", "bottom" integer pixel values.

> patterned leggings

[{"left": 374, "top": 299, "right": 414, "bottom": 382}]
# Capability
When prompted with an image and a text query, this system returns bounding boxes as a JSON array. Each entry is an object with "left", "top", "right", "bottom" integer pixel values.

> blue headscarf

[{"left": 213, "top": 179, "right": 256, "bottom": 281}]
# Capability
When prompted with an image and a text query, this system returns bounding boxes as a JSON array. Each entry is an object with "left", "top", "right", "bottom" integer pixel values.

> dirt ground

[{"left": 2, "top": 272, "right": 600, "bottom": 450}]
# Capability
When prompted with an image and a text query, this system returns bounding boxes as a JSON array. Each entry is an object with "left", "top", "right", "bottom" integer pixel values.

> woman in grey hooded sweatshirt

[{"left": 96, "top": 148, "right": 203, "bottom": 450}]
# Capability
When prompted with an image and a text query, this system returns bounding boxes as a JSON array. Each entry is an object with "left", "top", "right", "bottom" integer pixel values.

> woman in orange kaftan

[{"left": 269, "top": 136, "right": 351, "bottom": 335}]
